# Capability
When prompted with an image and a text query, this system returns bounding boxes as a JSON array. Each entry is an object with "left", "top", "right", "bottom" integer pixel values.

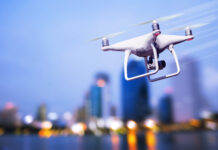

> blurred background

[{"left": 0, "top": 0, "right": 218, "bottom": 150}]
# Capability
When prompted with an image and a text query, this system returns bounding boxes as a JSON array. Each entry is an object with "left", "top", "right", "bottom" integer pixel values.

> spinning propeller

[
  {"left": 90, "top": 11, "right": 214, "bottom": 42},
  {"left": 133, "top": 13, "right": 184, "bottom": 26},
  {"left": 168, "top": 23, "right": 210, "bottom": 32},
  {"left": 89, "top": 13, "right": 184, "bottom": 41},
  {"left": 89, "top": 31, "right": 125, "bottom": 41}
]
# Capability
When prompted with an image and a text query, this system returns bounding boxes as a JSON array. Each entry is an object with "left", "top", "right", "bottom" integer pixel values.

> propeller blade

[
  {"left": 106, "top": 31, "right": 126, "bottom": 38},
  {"left": 157, "top": 13, "right": 184, "bottom": 22},
  {"left": 133, "top": 13, "right": 184, "bottom": 26},
  {"left": 89, "top": 37, "right": 103, "bottom": 42},
  {"left": 170, "top": 23, "right": 209, "bottom": 32},
  {"left": 133, "top": 19, "right": 153, "bottom": 26},
  {"left": 89, "top": 31, "right": 126, "bottom": 41},
  {"left": 189, "top": 23, "right": 210, "bottom": 29}
]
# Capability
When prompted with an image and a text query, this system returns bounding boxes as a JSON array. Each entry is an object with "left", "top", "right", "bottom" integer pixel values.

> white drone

[{"left": 91, "top": 15, "right": 207, "bottom": 82}]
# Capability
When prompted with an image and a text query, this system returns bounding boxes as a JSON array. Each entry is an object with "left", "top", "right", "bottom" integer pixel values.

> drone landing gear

[
  {"left": 124, "top": 44, "right": 180, "bottom": 82},
  {"left": 146, "top": 44, "right": 180, "bottom": 82},
  {"left": 124, "top": 43, "right": 159, "bottom": 81}
]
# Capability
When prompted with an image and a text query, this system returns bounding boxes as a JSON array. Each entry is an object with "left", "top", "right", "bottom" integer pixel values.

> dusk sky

[{"left": 0, "top": 0, "right": 218, "bottom": 118}]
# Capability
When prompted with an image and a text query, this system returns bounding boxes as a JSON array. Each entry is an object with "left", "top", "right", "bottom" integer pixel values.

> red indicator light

[
  {"left": 186, "top": 38, "right": 193, "bottom": 41},
  {"left": 154, "top": 32, "right": 160, "bottom": 36}
]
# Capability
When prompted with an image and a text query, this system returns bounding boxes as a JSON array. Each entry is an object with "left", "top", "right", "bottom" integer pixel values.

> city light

[
  {"left": 146, "top": 130, "right": 156, "bottom": 149},
  {"left": 5, "top": 102, "right": 15, "bottom": 110},
  {"left": 97, "top": 79, "right": 106, "bottom": 87},
  {"left": 144, "top": 119, "right": 156, "bottom": 129},
  {"left": 111, "top": 134, "right": 119, "bottom": 150},
  {"left": 63, "top": 112, "right": 72, "bottom": 121},
  {"left": 189, "top": 119, "right": 201, "bottom": 127},
  {"left": 0, "top": 128, "right": 4, "bottom": 135},
  {"left": 41, "top": 121, "right": 53, "bottom": 129},
  {"left": 205, "top": 121, "right": 217, "bottom": 130},
  {"left": 200, "top": 111, "right": 212, "bottom": 119},
  {"left": 126, "top": 120, "right": 137, "bottom": 130},
  {"left": 48, "top": 112, "right": 58, "bottom": 121},
  {"left": 24, "top": 115, "right": 33, "bottom": 124},
  {"left": 88, "top": 121, "right": 97, "bottom": 130},
  {"left": 96, "top": 118, "right": 105, "bottom": 128},
  {"left": 38, "top": 129, "right": 52, "bottom": 138},
  {"left": 71, "top": 123, "right": 86, "bottom": 136},
  {"left": 127, "top": 131, "right": 137, "bottom": 149},
  {"left": 107, "top": 119, "right": 123, "bottom": 131}
]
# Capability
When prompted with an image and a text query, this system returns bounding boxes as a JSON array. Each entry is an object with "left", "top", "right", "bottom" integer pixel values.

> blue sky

[{"left": 0, "top": 0, "right": 218, "bottom": 117}]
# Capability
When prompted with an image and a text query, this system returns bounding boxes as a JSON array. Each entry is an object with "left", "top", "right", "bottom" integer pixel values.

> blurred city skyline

[{"left": 0, "top": 0, "right": 218, "bottom": 117}]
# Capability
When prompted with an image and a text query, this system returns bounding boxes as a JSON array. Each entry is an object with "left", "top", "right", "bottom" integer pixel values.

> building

[
  {"left": 75, "top": 105, "right": 86, "bottom": 123},
  {"left": 89, "top": 73, "right": 110, "bottom": 120},
  {"left": 36, "top": 104, "right": 47, "bottom": 122},
  {"left": 0, "top": 102, "right": 21, "bottom": 127},
  {"left": 84, "top": 91, "right": 91, "bottom": 123},
  {"left": 158, "top": 94, "right": 173, "bottom": 124},
  {"left": 110, "top": 105, "right": 117, "bottom": 117},
  {"left": 121, "top": 59, "right": 151, "bottom": 123},
  {"left": 90, "top": 85, "right": 102, "bottom": 118},
  {"left": 171, "top": 57, "right": 208, "bottom": 122}
]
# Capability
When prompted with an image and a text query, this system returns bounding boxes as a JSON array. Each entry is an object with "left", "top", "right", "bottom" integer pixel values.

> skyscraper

[
  {"left": 36, "top": 104, "right": 47, "bottom": 122},
  {"left": 171, "top": 57, "right": 208, "bottom": 122},
  {"left": 90, "top": 84, "right": 102, "bottom": 118},
  {"left": 0, "top": 102, "right": 20, "bottom": 127},
  {"left": 158, "top": 94, "right": 173, "bottom": 124},
  {"left": 89, "top": 72, "right": 110, "bottom": 119},
  {"left": 84, "top": 91, "right": 91, "bottom": 123},
  {"left": 121, "top": 59, "right": 150, "bottom": 123},
  {"left": 75, "top": 105, "right": 86, "bottom": 123}
]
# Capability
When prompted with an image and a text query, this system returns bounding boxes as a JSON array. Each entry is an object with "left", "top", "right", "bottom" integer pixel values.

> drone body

[
  {"left": 97, "top": 20, "right": 195, "bottom": 82},
  {"left": 102, "top": 32, "right": 193, "bottom": 57},
  {"left": 100, "top": 21, "right": 194, "bottom": 82}
]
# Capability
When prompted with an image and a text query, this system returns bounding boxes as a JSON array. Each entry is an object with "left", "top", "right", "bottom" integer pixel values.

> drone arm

[
  {"left": 147, "top": 44, "right": 180, "bottom": 82},
  {"left": 124, "top": 43, "right": 159, "bottom": 81}
]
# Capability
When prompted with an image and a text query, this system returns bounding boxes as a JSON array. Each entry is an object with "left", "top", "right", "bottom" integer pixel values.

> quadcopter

[{"left": 90, "top": 15, "right": 207, "bottom": 82}]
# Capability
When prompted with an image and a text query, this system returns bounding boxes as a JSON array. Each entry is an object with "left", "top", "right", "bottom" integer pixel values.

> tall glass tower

[
  {"left": 158, "top": 94, "right": 173, "bottom": 124},
  {"left": 90, "top": 85, "right": 102, "bottom": 118},
  {"left": 90, "top": 72, "right": 110, "bottom": 119},
  {"left": 171, "top": 57, "right": 208, "bottom": 122},
  {"left": 121, "top": 60, "right": 150, "bottom": 123}
]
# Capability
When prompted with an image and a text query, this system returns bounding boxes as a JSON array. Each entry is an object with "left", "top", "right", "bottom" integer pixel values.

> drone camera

[
  {"left": 102, "top": 38, "right": 109, "bottom": 47},
  {"left": 158, "top": 60, "right": 166, "bottom": 70}
]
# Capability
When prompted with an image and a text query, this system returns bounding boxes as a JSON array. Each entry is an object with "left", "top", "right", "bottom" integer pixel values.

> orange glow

[
  {"left": 127, "top": 131, "right": 137, "bottom": 150},
  {"left": 97, "top": 79, "right": 106, "bottom": 87},
  {"left": 111, "top": 134, "right": 119, "bottom": 150},
  {"left": 146, "top": 131, "right": 156, "bottom": 150},
  {"left": 0, "top": 128, "right": 4, "bottom": 135},
  {"left": 190, "top": 119, "right": 201, "bottom": 127},
  {"left": 38, "top": 129, "right": 52, "bottom": 138}
]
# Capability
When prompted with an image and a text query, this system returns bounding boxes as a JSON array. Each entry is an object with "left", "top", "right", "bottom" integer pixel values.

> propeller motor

[
  {"left": 102, "top": 37, "right": 109, "bottom": 47},
  {"left": 185, "top": 27, "right": 193, "bottom": 36},
  {"left": 152, "top": 20, "right": 161, "bottom": 36}
]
